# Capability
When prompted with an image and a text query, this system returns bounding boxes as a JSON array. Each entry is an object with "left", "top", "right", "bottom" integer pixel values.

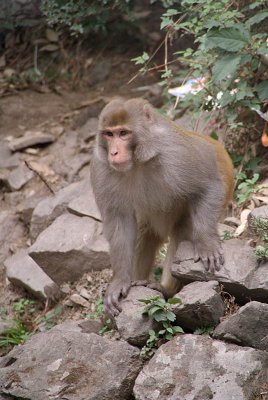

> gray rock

[
  {"left": 78, "top": 117, "right": 98, "bottom": 142},
  {"left": 4, "top": 249, "right": 60, "bottom": 300},
  {"left": 249, "top": 204, "right": 268, "bottom": 220},
  {"left": 173, "top": 281, "right": 224, "bottom": 331},
  {"left": 0, "top": 141, "right": 20, "bottom": 168},
  {"left": 134, "top": 334, "right": 268, "bottom": 400},
  {"left": 67, "top": 185, "right": 101, "bottom": 221},
  {"left": 0, "top": 210, "right": 27, "bottom": 264},
  {"left": 29, "top": 213, "right": 110, "bottom": 284},
  {"left": 18, "top": 191, "right": 48, "bottom": 225},
  {"left": 172, "top": 239, "right": 268, "bottom": 303},
  {"left": 115, "top": 286, "right": 163, "bottom": 346},
  {"left": 8, "top": 133, "right": 54, "bottom": 151},
  {"left": 0, "top": 326, "right": 143, "bottom": 400},
  {"left": 213, "top": 301, "right": 268, "bottom": 351},
  {"left": 30, "top": 179, "right": 88, "bottom": 240},
  {"left": 5, "top": 163, "right": 34, "bottom": 190},
  {"left": 248, "top": 204, "right": 268, "bottom": 233}
]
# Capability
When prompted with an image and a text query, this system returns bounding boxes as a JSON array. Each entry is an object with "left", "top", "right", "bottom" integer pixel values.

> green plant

[
  {"left": 194, "top": 326, "right": 214, "bottom": 335},
  {"left": 251, "top": 216, "right": 268, "bottom": 262},
  {"left": 41, "top": 0, "right": 134, "bottom": 35},
  {"left": 35, "top": 305, "right": 63, "bottom": 331},
  {"left": 88, "top": 297, "right": 105, "bottom": 320},
  {"left": 221, "top": 230, "right": 234, "bottom": 240},
  {"left": 13, "top": 299, "right": 36, "bottom": 314},
  {"left": 139, "top": 295, "right": 184, "bottom": 358},
  {"left": 236, "top": 172, "right": 260, "bottom": 205},
  {"left": 0, "top": 320, "right": 30, "bottom": 349},
  {"left": 133, "top": 0, "right": 268, "bottom": 142}
]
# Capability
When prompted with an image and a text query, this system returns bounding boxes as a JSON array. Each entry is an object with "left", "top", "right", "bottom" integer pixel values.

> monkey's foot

[{"left": 194, "top": 244, "right": 224, "bottom": 272}]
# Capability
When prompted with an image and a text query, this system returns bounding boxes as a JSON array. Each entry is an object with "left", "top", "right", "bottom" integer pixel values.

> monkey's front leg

[{"left": 103, "top": 212, "right": 137, "bottom": 316}]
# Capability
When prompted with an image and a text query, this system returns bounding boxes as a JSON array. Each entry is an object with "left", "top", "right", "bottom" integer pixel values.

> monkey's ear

[{"left": 143, "top": 103, "right": 154, "bottom": 122}]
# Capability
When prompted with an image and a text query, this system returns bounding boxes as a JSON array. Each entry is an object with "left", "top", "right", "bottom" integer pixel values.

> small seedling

[
  {"left": 0, "top": 320, "right": 30, "bottom": 350},
  {"left": 194, "top": 326, "right": 214, "bottom": 335},
  {"left": 13, "top": 299, "right": 36, "bottom": 314},
  {"left": 139, "top": 295, "right": 184, "bottom": 358},
  {"left": 251, "top": 217, "right": 268, "bottom": 262},
  {"left": 87, "top": 298, "right": 112, "bottom": 335},
  {"left": 221, "top": 230, "right": 234, "bottom": 240}
]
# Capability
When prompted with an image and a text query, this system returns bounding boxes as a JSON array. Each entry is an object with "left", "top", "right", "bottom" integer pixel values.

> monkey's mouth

[{"left": 110, "top": 160, "right": 133, "bottom": 172}]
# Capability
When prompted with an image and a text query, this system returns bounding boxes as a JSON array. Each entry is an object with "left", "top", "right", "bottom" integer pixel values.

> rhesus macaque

[{"left": 91, "top": 98, "right": 234, "bottom": 316}]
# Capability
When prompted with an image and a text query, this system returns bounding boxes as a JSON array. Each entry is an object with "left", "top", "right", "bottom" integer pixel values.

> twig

[{"left": 25, "top": 160, "right": 55, "bottom": 194}]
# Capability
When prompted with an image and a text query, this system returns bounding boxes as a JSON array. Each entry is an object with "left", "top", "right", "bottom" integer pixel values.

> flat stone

[
  {"left": 8, "top": 133, "right": 54, "bottom": 151},
  {"left": 30, "top": 179, "right": 88, "bottom": 240},
  {"left": 29, "top": 213, "right": 110, "bottom": 284},
  {"left": 5, "top": 163, "right": 34, "bottom": 190},
  {"left": 0, "top": 141, "right": 20, "bottom": 168},
  {"left": 172, "top": 239, "right": 268, "bottom": 303},
  {"left": 173, "top": 281, "right": 225, "bottom": 331},
  {"left": 78, "top": 117, "right": 98, "bottom": 141},
  {"left": 134, "top": 334, "right": 268, "bottom": 400},
  {"left": 4, "top": 249, "right": 60, "bottom": 300},
  {"left": 213, "top": 301, "right": 268, "bottom": 351},
  {"left": 0, "top": 326, "right": 143, "bottom": 400}
]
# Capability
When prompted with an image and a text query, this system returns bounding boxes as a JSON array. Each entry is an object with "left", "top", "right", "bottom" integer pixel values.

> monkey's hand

[
  {"left": 104, "top": 278, "right": 131, "bottom": 316},
  {"left": 194, "top": 243, "right": 224, "bottom": 272}
]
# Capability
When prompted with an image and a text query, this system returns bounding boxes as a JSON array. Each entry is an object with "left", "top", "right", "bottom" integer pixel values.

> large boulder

[
  {"left": 29, "top": 213, "right": 110, "bottom": 284},
  {"left": 213, "top": 301, "right": 268, "bottom": 351},
  {"left": 134, "top": 334, "right": 268, "bottom": 400},
  {"left": 172, "top": 280, "right": 225, "bottom": 331},
  {"left": 0, "top": 323, "right": 143, "bottom": 400},
  {"left": 172, "top": 239, "right": 268, "bottom": 303}
]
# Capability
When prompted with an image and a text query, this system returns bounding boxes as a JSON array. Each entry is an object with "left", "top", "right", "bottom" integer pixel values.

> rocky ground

[{"left": 0, "top": 52, "right": 268, "bottom": 399}]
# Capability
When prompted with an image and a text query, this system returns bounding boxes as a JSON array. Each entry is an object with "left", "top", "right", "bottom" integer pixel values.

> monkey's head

[{"left": 96, "top": 97, "right": 159, "bottom": 172}]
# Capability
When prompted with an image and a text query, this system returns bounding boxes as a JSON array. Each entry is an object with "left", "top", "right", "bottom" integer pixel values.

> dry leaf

[
  {"left": 261, "top": 122, "right": 268, "bottom": 147},
  {"left": 46, "top": 28, "right": 59, "bottom": 43},
  {"left": 0, "top": 55, "right": 6, "bottom": 68},
  {"left": 40, "top": 44, "right": 59, "bottom": 52},
  {"left": 234, "top": 209, "right": 251, "bottom": 237}
]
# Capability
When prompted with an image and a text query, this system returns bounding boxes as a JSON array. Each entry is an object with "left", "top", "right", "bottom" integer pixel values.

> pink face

[{"left": 101, "top": 126, "right": 133, "bottom": 171}]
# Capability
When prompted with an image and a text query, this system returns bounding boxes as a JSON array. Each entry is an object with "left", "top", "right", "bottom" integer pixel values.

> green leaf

[
  {"left": 154, "top": 311, "right": 167, "bottom": 322},
  {"left": 246, "top": 11, "right": 268, "bottom": 27},
  {"left": 173, "top": 326, "right": 184, "bottom": 333},
  {"left": 167, "top": 327, "right": 174, "bottom": 334},
  {"left": 256, "top": 80, "right": 268, "bottom": 101},
  {"left": 166, "top": 311, "right": 176, "bottom": 322},
  {"left": 148, "top": 306, "right": 162, "bottom": 316},
  {"left": 212, "top": 54, "right": 241, "bottom": 81},
  {"left": 219, "top": 92, "right": 234, "bottom": 107},
  {"left": 168, "top": 297, "right": 181, "bottom": 305},
  {"left": 205, "top": 28, "right": 250, "bottom": 52}
]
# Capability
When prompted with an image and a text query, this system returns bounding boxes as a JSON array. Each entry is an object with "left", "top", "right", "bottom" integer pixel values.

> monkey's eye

[
  {"left": 103, "top": 131, "right": 113, "bottom": 137},
  {"left": 119, "top": 130, "right": 129, "bottom": 139}
]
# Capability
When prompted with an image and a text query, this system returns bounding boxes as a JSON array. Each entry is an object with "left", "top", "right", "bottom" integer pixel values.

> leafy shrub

[
  {"left": 134, "top": 0, "right": 268, "bottom": 142},
  {"left": 41, "top": 0, "right": 134, "bottom": 35}
]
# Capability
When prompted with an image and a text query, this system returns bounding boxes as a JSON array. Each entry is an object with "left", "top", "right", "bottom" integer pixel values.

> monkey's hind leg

[
  {"left": 133, "top": 227, "right": 163, "bottom": 282},
  {"left": 160, "top": 232, "right": 183, "bottom": 297}
]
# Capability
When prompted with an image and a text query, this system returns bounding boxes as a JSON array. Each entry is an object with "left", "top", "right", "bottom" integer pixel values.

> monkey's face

[{"left": 101, "top": 126, "right": 134, "bottom": 172}]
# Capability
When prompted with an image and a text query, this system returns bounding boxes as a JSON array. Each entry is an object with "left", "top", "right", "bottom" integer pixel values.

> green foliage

[
  {"left": 13, "top": 299, "right": 36, "bottom": 314},
  {"left": 251, "top": 217, "right": 268, "bottom": 262},
  {"left": 0, "top": 320, "right": 30, "bottom": 348},
  {"left": 41, "top": 0, "right": 134, "bottom": 35},
  {"left": 35, "top": 305, "right": 63, "bottom": 330},
  {"left": 88, "top": 297, "right": 105, "bottom": 320},
  {"left": 221, "top": 230, "right": 234, "bottom": 240},
  {"left": 236, "top": 173, "right": 260, "bottom": 205},
  {"left": 139, "top": 295, "right": 183, "bottom": 358},
  {"left": 194, "top": 326, "right": 214, "bottom": 335},
  {"left": 135, "top": 0, "right": 267, "bottom": 133}
]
